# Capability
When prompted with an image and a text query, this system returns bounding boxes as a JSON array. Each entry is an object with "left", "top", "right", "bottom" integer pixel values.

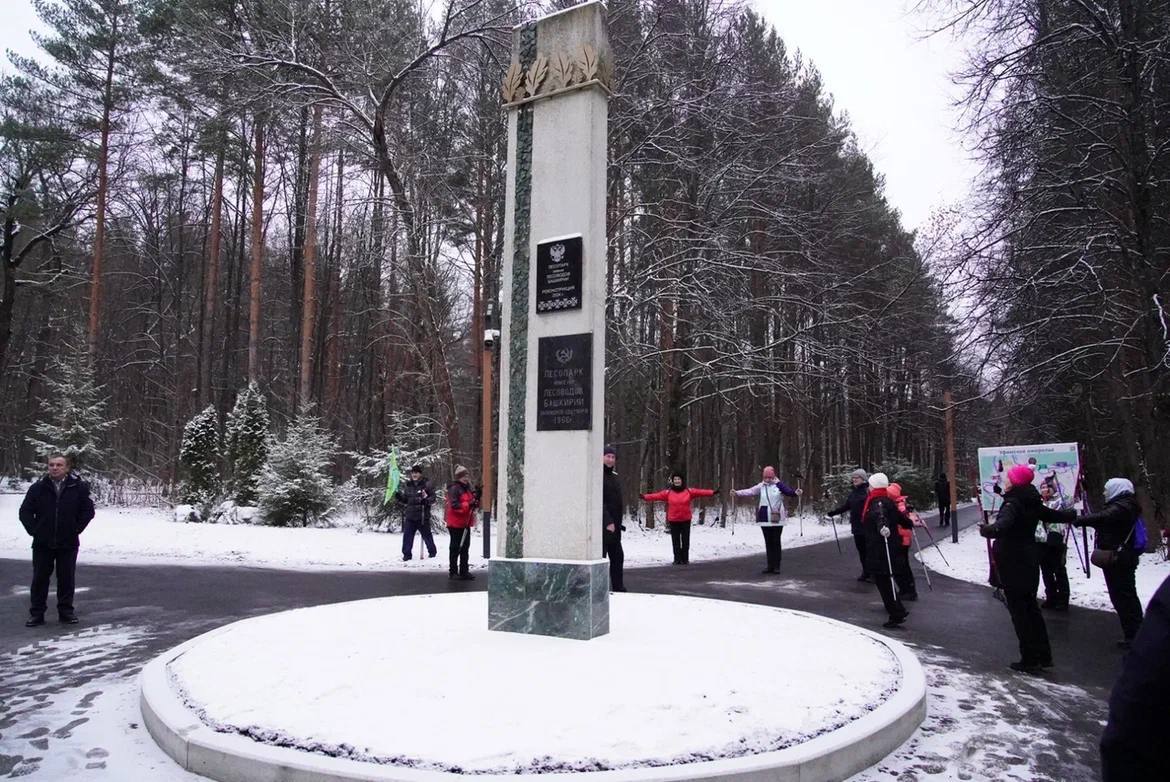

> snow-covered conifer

[
  {"left": 258, "top": 407, "right": 337, "bottom": 527},
  {"left": 225, "top": 383, "right": 269, "bottom": 505},
  {"left": 180, "top": 405, "right": 221, "bottom": 509},
  {"left": 26, "top": 344, "right": 115, "bottom": 473}
]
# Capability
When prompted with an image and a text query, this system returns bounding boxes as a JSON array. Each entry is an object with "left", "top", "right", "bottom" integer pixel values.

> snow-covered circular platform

[{"left": 140, "top": 593, "right": 925, "bottom": 782}]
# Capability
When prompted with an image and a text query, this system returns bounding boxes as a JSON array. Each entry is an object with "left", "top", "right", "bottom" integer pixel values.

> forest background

[{"left": 1, "top": 0, "right": 1166, "bottom": 533}]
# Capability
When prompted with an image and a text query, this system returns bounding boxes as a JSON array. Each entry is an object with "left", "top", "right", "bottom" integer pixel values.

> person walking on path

[
  {"left": 20, "top": 453, "right": 95, "bottom": 626},
  {"left": 602, "top": 446, "right": 627, "bottom": 592},
  {"left": 1071, "top": 478, "right": 1146, "bottom": 647},
  {"left": 934, "top": 473, "right": 951, "bottom": 527},
  {"left": 886, "top": 483, "right": 919, "bottom": 601},
  {"left": 979, "top": 464, "right": 1063, "bottom": 673},
  {"left": 395, "top": 464, "right": 437, "bottom": 561},
  {"left": 733, "top": 466, "right": 800, "bottom": 574},
  {"left": 861, "top": 473, "right": 913, "bottom": 628},
  {"left": 642, "top": 472, "right": 715, "bottom": 565},
  {"left": 1037, "top": 480, "right": 1070, "bottom": 611},
  {"left": 445, "top": 465, "right": 479, "bottom": 580},
  {"left": 1099, "top": 573, "right": 1170, "bottom": 781},
  {"left": 827, "top": 469, "right": 871, "bottom": 582}
]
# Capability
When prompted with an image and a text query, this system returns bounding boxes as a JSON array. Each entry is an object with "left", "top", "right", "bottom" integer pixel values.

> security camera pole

[{"left": 482, "top": 302, "right": 500, "bottom": 559}]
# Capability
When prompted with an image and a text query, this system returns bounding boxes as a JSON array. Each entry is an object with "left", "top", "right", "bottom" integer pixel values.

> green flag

[{"left": 383, "top": 449, "right": 400, "bottom": 505}]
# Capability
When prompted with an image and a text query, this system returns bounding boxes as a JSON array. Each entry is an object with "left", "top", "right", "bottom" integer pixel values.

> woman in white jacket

[{"left": 735, "top": 466, "right": 801, "bottom": 574}]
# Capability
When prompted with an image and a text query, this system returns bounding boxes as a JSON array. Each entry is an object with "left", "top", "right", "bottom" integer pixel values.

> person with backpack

[
  {"left": 886, "top": 483, "right": 919, "bottom": 601},
  {"left": 445, "top": 465, "right": 480, "bottom": 580},
  {"left": 827, "top": 469, "right": 871, "bottom": 582},
  {"left": 733, "top": 466, "right": 801, "bottom": 574},
  {"left": 395, "top": 464, "right": 437, "bottom": 561},
  {"left": 1071, "top": 478, "right": 1146, "bottom": 648},
  {"left": 641, "top": 472, "right": 716, "bottom": 565},
  {"left": 861, "top": 473, "right": 914, "bottom": 628}
]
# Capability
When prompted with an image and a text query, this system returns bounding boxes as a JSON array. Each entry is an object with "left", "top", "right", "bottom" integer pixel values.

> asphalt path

[{"left": 0, "top": 502, "right": 1123, "bottom": 779}]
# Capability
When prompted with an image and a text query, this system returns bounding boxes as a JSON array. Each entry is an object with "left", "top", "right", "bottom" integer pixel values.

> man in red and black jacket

[{"left": 445, "top": 465, "right": 479, "bottom": 580}]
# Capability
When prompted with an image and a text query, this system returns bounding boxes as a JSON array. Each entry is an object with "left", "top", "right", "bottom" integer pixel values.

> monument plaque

[
  {"left": 536, "top": 333, "right": 592, "bottom": 431},
  {"left": 535, "top": 236, "right": 583, "bottom": 313}
]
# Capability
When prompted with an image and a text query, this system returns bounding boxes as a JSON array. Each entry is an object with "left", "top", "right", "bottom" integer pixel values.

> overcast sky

[{"left": 0, "top": 0, "right": 977, "bottom": 232}]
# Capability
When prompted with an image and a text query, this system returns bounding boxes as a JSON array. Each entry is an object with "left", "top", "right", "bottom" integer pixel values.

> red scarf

[{"left": 861, "top": 487, "right": 888, "bottom": 523}]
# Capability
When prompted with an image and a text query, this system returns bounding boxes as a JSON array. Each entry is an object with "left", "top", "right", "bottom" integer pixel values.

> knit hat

[
  {"left": 603, "top": 445, "right": 617, "bottom": 456},
  {"left": 1104, "top": 478, "right": 1134, "bottom": 502},
  {"left": 454, "top": 465, "right": 469, "bottom": 479},
  {"left": 887, "top": 482, "right": 903, "bottom": 499},
  {"left": 762, "top": 465, "right": 777, "bottom": 480},
  {"left": 1006, "top": 464, "right": 1034, "bottom": 488},
  {"left": 851, "top": 468, "right": 868, "bottom": 481},
  {"left": 868, "top": 472, "right": 890, "bottom": 489},
  {"left": 410, "top": 464, "right": 423, "bottom": 474}
]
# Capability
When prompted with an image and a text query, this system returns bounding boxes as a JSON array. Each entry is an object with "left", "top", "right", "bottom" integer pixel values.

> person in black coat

[
  {"left": 978, "top": 464, "right": 1066, "bottom": 673},
  {"left": 1072, "top": 478, "right": 1145, "bottom": 646},
  {"left": 934, "top": 473, "right": 951, "bottom": 527},
  {"left": 601, "top": 446, "right": 626, "bottom": 592},
  {"left": 860, "top": 473, "right": 913, "bottom": 628},
  {"left": 395, "top": 464, "right": 437, "bottom": 561},
  {"left": 1100, "top": 573, "right": 1170, "bottom": 781},
  {"left": 19, "top": 454, "right": 95, "bottom": 626},
  {"left": 828, "top": 469, "right": 871, "bottom": 581}
]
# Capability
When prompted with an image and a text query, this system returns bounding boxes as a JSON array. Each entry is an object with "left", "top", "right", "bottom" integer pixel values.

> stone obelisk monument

[{"left": 490, "top": 1, "right": 612, "bottom": 640}]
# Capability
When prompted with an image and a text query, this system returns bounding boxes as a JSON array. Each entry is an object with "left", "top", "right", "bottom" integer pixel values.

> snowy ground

[
  {"left": 917, "top": 521, "right": 1170, "bottom": 612},
  {"left": 0, "top": 493, "right": 843, "bottom": 572},
  {"left": 168, "top": 593, "right": 901, "bottom": 773},
  {"left": 0, "top": 620, "right": 1103, "bottom": 782},
  {"left": 847, "top": 645, "right": 1103, "bottom": 782}
]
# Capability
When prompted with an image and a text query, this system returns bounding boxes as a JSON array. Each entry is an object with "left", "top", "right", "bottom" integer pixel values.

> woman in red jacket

[
  {"left": 642, "top": 472, "right": 716, "bottom": 565},
  {"left": 445, "top": 465, "right": 480, "bottom": 580}
]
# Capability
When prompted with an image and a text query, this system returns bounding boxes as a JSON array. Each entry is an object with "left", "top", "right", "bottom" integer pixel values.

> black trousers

[
  {"left": 1003, "top": 587, "right": 1052, "bottom": 664},
  {"left": 668, "top": 522, "right": 691, "bottom": 564},
  {"left": 1038, "top": 543, "right": 1069, "bottom": 607},
  {"left": 1103, "top": 552, "right": 1144, "bottom": 641},
  {"left": 874, "top": 571, "right": 907, "bottom": 620},
  {"left": 760, "top": 526, "right": 784, "bottom": 571},
  {"left": 402, "top": 518, "right": 437, "bottom": 559},
  {"left": 937, "top": 502, "right": 951, "bottom": 526},
  {"left": 602, "top": 529, "right": 625, "bottom": 590},
  {"left": 852, "top": 533, "right": 869, "bottom": 576},
  {"left": 893, "top": 542, "right": 917, "bottom": 597},
  {"left": 31, "top": 545, "right": 79, "bottom": 619},
  {"left": 447, "top": 526, "right": 471, "bottom": 575}
]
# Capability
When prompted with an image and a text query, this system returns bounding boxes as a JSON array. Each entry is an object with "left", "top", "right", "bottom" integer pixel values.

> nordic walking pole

[
  {"left": 828, "top": 514, "right": 842, "bottom": 554},
  {"left": 917, "top": 521, "right": 951, "bottom": 568},
  {"left": 882, "top": 528, "right": 898, "bottom": 599},
  {"left": 794, "top": 471, "right": 805, "bottom": 537},
  {"left": 911, "top": 527, "right": 933, "bottom": 591}
]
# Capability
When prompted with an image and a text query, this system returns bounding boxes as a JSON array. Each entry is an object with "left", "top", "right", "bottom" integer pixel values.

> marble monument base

[{"left": 488, "top": 557, "right": 609, "bottom": 640}]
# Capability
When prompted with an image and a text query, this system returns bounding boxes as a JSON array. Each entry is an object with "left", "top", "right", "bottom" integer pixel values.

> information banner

[{"left": 977, "top": 442, "right": 1080, "bottom": 512}]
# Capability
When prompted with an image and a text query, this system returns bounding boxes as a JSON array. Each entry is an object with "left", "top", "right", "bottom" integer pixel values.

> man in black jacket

[
  {"left": 827, "top": 469, "right": 871, "bottom": 582},
  {"left": 19, "top": 454, "right": 95, "bottom": 626},
  {"left": 395, "top": 464, "right": 437, "bottom": 561},
  {"left": 602, "top": 446, "right": 626, "bottom": 592}
]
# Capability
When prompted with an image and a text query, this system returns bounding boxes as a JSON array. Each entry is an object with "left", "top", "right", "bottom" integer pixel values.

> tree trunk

[
  {"left": 199, "top": 143, "right": 226, "bottom": 408},
  {"left": 248, "top": 116, "right": 265, "bottom": 383},
  {"left": 298, "top": 105, "right": 324, "bottom": 407},
  {"left": 87, "top": 25, "right": 118, "bottom": 357}
]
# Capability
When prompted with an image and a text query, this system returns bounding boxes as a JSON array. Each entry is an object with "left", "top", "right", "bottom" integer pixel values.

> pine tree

[
  {"left": 225, "top": 383, "right": 269, "bottom": 505},
  {"left": 258, "top": 407, "right": 337, "bottom": 527},
  {"left": 179, "top": 405, "right": 220, "bottom": 509},
  {"left": 25, "top": 343, "right": 116, "bottom": 472}
]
